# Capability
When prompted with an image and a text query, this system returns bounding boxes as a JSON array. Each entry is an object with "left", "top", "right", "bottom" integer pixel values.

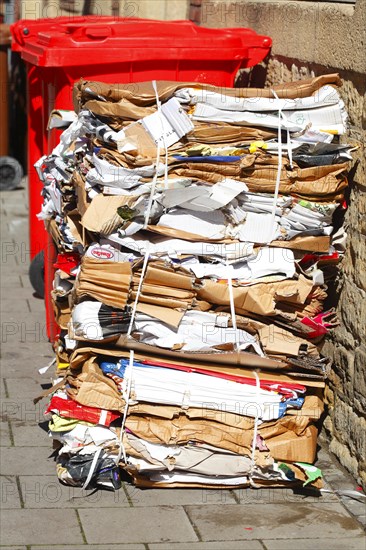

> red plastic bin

[{"left": 11, "top": 16, "right": 272, "bottom": 342}]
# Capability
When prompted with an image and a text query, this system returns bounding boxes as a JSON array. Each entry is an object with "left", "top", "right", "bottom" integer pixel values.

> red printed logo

[{"left": 90, "top": 248, "right": 114, "bottom": 260}]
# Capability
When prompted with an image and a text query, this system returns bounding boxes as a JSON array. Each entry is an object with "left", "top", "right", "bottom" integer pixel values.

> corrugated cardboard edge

[{"left": 71, "top": 342, "right": 325, "bottom": 388}]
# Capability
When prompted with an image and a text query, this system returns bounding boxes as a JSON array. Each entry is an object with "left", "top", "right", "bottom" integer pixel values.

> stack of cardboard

[{"left": 35, "top": 73, "right": 354, "bottom": 491}]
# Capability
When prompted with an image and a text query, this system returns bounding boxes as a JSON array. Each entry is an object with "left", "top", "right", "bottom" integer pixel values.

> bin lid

[
  {"left": 11, "top": 17, "right": 271, "bottom": 68},
  {"left": 11, "top": 16, "right": 143, "bottom": 51}
]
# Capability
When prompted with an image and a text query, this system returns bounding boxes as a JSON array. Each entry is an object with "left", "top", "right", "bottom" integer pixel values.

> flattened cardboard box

[{"left": 70, "top": 344, "right": 325, "bottom": 388}]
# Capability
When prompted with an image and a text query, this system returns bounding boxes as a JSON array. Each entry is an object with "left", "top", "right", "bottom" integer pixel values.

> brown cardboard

[
  {"left": 125, "top": 470, "right": 323, "bottom": 489},
  {"left": 135, "top": 303, "right": 185, "bottom": 328},
  {"left": 51, "top": 293, "right": 71, "bottom": 330},
  {"left": 123, "top": 120, "right": 158, "bottom": 156},
  {"left": 71, "top": 344, "right": 325, "bottom": 387},
  {"left": 258, "top": 325, "right": 319, "bottom": 358},
  {"left": 66, "top": 356, "right": 125, "bottom": 412},
  {"left": 124, "top": 405, "right": 319, "bottom": 461},
  {"left": 65, "top": 213, "right": 87, "bottom": 247},
  {"left": 172, "top": 162, "right": 348, "bottom": 202},
  {"left": 147, "top": 225, "right": 331, "bottom": 252},
  {"left": 74, "top": 74, "right": 341, "bottom": 112},
  {"left": 81, "top": 194, "right": 135, "bottom": 234},
  {"left": 75, "top": 257, "right": 132, "bottom": 309},
  {"left": 72, "top": 171, "right": 90, "bottom": 217},
  {"left": 270, "top": 235, "right": 330, "bottom": 253},
  {"left": 196, "top": 276, "right": 314, "bottom": 317}
]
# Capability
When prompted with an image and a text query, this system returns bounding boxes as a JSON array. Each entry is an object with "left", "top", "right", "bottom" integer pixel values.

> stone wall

[
  {"left": 17, "top": 0, "right": 188, "bottom": 20},
  {"left": 194, "top": 0, "right": 366, "bottom": 487}
]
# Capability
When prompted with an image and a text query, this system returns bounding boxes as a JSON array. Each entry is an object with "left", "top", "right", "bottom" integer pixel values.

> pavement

[{"left": 1, "top": 179, "right": 365, "bottom": 550}]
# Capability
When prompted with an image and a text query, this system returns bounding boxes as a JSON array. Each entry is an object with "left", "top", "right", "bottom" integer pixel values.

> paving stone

[
  {"left": 13, "top": 423, "right": 50, "bottom": 447},
  {"left": 185, "top": 502, "right": 365, "bottom": 541},
  {"left": 0, "top": 287, "right": 40, "bottom": 300},
  {"left": 0, "top": 253, "right": 19, "bottom": 270},
  {"left": 79, "top": 506, "right": 198, "bottom": 544},
  {"left": 1, "top": 398, "right": 45, "bottom": 424},
  {"left": 0, "top": 417, "right": 13, "bottom": 446},
  {"left": 125, "top": 485, "right": 236, "bottom": 507},
  {"left": 20, "top": 274, "right": 36, "bottom": 289},
  {"left": 357, "top": 515, "right": 366, "bottom": 527},
  {"left": 340, "top": 497, "right": 366, "bottom": 519},
  {"left": 0, "top": 475, "right": 22, "bottom": 509},
  {"left": 1, "top": 299, "right": 31, "bottom": 313},
  {"left": 0, "top": 509, "right": 84, "bottom": 545},
  {"left": 0, "top": 360, "right": 52, "bottom": 379},
  {"left": 0, "top": 379, "right": 7, "bottom": 399},
  {"left": 0, "top": 447, "right": 57, "bottom": 475},
  {"left": 0, "top": 310, "right": 30, "bottom": 327},
  {"left": 232, "top": 485, "right": 339, "bottom": 504},
  {"left": 148, "top": 541, "right": 264, "bottom": 550},
  {"left": 5, "top": 377, "right": 49, "bottom": 399},
  {"left": 31, "top": 546, "right": 145, "bottom": 550},
  {"left": 0, "top": 547, "right": 26, "bottom": 550},
  {"left": 264, "top": 537, "right": 366, "bottom": 549},
  {"left": 0, "top": 274, "right": 23, "bottom": 288},
  {"left": 0, "top": 362, "right": 53, "bottom": 379},
  {"left": 19, "top": 476, "right": 130, "bottom": 509}
]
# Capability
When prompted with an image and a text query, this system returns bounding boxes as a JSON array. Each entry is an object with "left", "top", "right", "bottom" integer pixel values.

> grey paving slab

[
  {"left": 1, "top": 360, "right": 52, "bottom": 379},
  {"left": 232, "top": 484, "right": 339, "bottom": 504},
  {"left": 0, "top": 287, "right": 40, "bottom": 300},
  {"left": 0, "top": 378, "right": 7, "bottom": 398},
  {"left": 0, "top": 509, "right": 84, "bottom": 546},
  {"left": 0, "top": 311, "right": 30, "bottom": 325},
  {"left": 0, "top": 475, "right": 22, "bottom": 509},
  {"left": 264, "top": 537, "right": 366, "bottom": 549},
  {"left": 19, "top": 476, "right": 130, "bottom": 509},
  {"left": 340, "top": 497, "right": 366, "bottom": 520},
  {"left": 0, "top": 274, "right": 23, "bottom": 288},
  {"left": 12, "top": 423, "right": 50, "bottom": 447},
  {"left": 0, "top": 547, "right": 27, "bottom": 550},
  {"left": 0, "top": 254, "right": 19, "bottom": 270},
  {"left": 0, "top": 447, "right": 57, "bottom": 475},
  {"left": 78, "top": 506, "right": 198, "bottom": 544},
  {"left": 125, "top": 485, "right": 236, "bottom": 507},
  {"left": 357, "top": 515, "right": 366, "bottom": 528},
  {"left": 5, "top": 377, "right": 49, "bottom": 399},
  {"left": 185, "top": 502, "right": 365, "bottom": 541},
  {"left": 0, "top": 421, "right": 12, "bottom": 446},
  {"left": 1, "top": 397, "right": 46, "bottom": 424},
  {"left": 31, "top": 546, "right": 145, "bottom": 550},
  {"left": 20, "top": 274, "right": 37, "bottom": 289},
  {"left": 1, "top": 299, "right": 31, "bottom": 314},
  {"left": 148, "top": 542, "right": 264, "bottom": 550}
]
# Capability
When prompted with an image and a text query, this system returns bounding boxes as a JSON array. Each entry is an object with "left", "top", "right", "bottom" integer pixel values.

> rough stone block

[{"left": 354, "top": 346, "right": 366, "bottom": 410}]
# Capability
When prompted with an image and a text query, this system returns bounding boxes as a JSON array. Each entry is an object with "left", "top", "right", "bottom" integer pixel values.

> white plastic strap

[
  {"left": 287, "top": 128, "right": 293, "bottom": 170},
  {"left": 144, "top": 145, "right": 160, "bottom": 229},
  {"left": 126, "top": 243, "right": 150, "bottom": 338},
  {"left": 267, "top": 89, "right": 283, "bottom": 245},
  {"left": 152, "top": 80, "right": 169, "bottom": 189},
  {"left": 82, "top": 447, "right": 102, "bottom": 490},
  {"left": 117, "top": 350, "right": 134, "bottom": 465},
  {"left": 249, "top": 370, "right": 261, "bottom": 488},
  {"left": 226, "top": 263, "right": 239, "bottom": 349}
]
